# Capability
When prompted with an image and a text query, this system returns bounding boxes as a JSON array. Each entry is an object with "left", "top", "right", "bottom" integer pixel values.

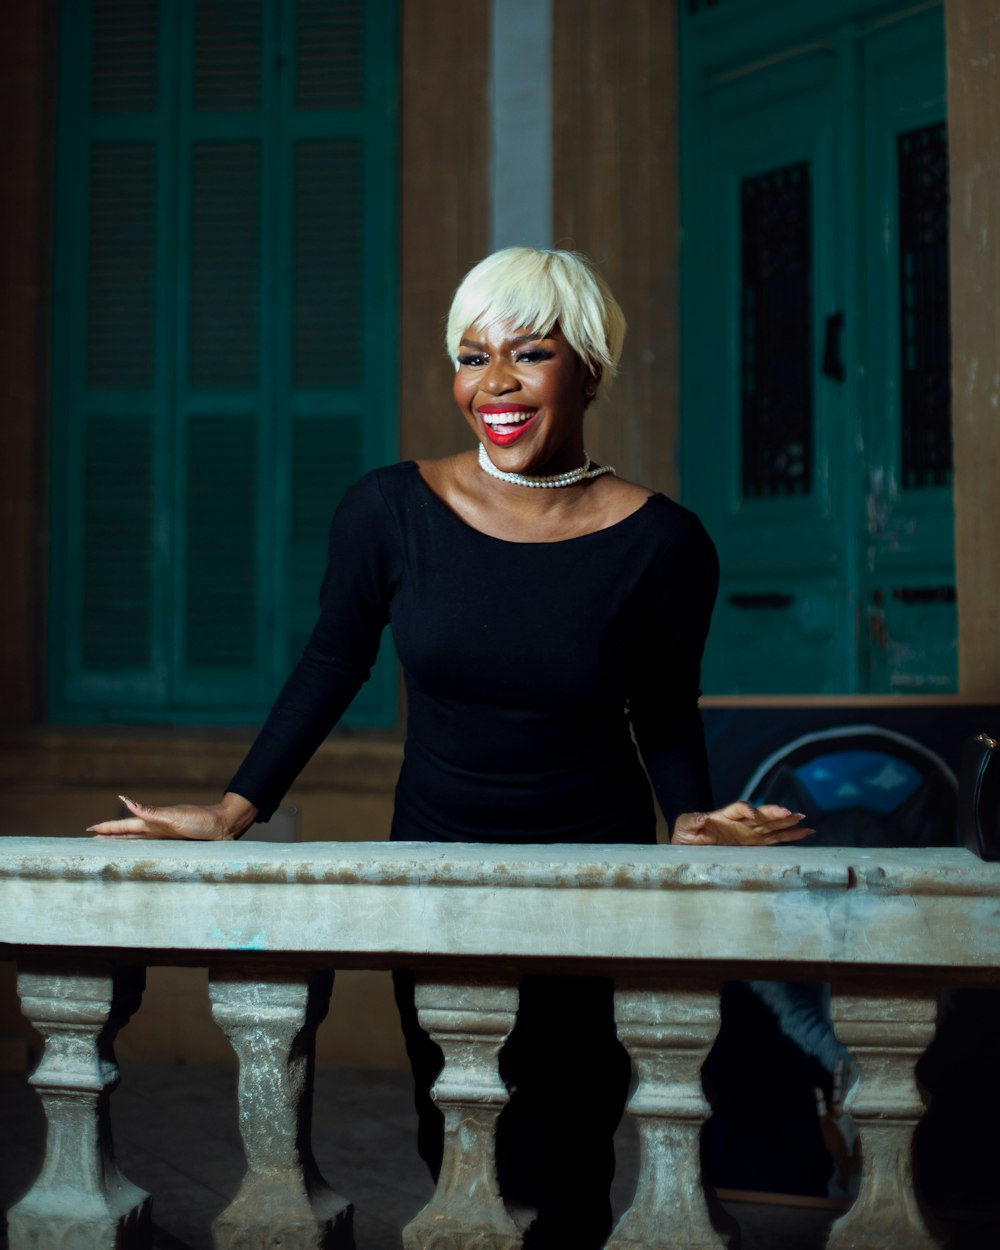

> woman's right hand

[
  {"left": 671, "top": 801, "right": 812, "bottom": 846},
  {"left": 87, "top": 792, "right": 258, "bottom": 841}
]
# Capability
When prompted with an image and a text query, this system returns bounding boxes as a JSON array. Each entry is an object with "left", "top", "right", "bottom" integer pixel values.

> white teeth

[{"left": 482, "top": 412, "right": 533, "bottom": 425}]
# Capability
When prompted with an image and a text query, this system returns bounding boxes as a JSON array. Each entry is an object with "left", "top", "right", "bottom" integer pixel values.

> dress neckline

[{"left": 406, "top": 460, "right": 659, "bottom": 547}]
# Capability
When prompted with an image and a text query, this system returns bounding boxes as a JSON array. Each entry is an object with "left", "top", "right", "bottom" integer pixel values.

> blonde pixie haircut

[{"left": 445, "top": 247, "right": 627, "bottom": 390}]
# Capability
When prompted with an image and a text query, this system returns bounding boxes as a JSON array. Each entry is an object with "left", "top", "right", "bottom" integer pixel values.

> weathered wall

[
  {"left": 551, "top": 0, "right": 679, "bottom": 497},
  {"left": 946, "top": 0, "right": 1000, "bottom": 696},
  {"left": 398, "top": 0, "right": 491, "bottom": 463},
  {"left": 0, "top": 0, "right": 51, "bottom": 725}
]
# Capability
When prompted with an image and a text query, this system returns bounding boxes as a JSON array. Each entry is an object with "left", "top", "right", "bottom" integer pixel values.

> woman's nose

[{"left": 482, "top": 360, "right": 516, "bottom": 393}]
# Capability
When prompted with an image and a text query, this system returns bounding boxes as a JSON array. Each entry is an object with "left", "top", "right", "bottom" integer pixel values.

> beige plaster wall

[
  {"left": 398, "top": 0, "right": 491, "bottom": 463},
  {"left": 946, "top": 0, "right": 1000, "bottom": 697},
  {"left": 551, "top": 0, "right": 680, "bottom": 498}
]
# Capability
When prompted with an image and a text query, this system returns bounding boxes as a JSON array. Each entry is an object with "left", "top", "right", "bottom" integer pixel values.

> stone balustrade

[{"left": 2, "top": 837, "right": 999, "bottom": 1249}]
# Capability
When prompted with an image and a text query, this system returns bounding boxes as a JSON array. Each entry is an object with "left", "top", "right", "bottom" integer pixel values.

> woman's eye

[
  {"left": 517, "top": 349, "right": 550, "bottom": 363},
  {"left": 458, "top": 353, "right": 486, "bottom": 367}
]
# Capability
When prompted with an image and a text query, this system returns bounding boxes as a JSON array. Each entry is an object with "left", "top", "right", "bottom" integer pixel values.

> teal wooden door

[
  {"left": 48, "top": 0, "right": 399, "bottom": 724},
  {"left": 681, "top": 0, "right": 953, "bottom": 694},
  {"left": 861, "top": 18, "right": 954, "bottom": 692}
]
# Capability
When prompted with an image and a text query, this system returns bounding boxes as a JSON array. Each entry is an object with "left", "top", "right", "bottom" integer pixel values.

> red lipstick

[
  {"left": 483, "top": 419, "right": 537, "bottom": 446},
  {"left": 478, "top": 404, "right": 539, "bottom": 446}
]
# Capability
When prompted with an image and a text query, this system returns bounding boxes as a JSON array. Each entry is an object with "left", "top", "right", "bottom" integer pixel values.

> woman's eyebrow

[{"left": 459, "top": 332, "right": 545, "bottom": 350}]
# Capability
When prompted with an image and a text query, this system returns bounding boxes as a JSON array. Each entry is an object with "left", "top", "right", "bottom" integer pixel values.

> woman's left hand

[{"left": 671, "top": 801, "right": 813, "bottom": 846}]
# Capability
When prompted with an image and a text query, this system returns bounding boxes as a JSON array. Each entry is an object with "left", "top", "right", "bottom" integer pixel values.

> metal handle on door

[
  {"left": 892, "top": 586, "right": 956, "bottom": 604},
  {"left": 822, "top": 311, "right": 846, "bottom": 382}
]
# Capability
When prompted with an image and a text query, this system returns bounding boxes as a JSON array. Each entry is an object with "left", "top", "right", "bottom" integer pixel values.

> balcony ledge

[{"left": 2, "top": 838, "right": 998, "bottom": 974}]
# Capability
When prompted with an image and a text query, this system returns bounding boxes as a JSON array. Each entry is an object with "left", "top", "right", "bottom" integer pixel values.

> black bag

[{"left": 959, "top": 733, "right": 1000, "bottom": 860}]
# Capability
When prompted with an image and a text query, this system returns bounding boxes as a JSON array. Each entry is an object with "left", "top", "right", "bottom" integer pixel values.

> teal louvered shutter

[
  {"left": 49, "top": 0, "right": 172, "bottom": 713},
  {"left": 174, "top": 1, "right": 271, "bottom": 710},
  {"left": 49, "top": 0, "right": 398, "bottom": 725},
  {"left": 282, "top": 0, "right": 398, "bottom": 721}
]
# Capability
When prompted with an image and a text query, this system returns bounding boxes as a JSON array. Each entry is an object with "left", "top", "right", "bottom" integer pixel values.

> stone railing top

[
  {"left": 1, "top": 836, "right": 994, "bottom": 890},
  {"left": 2, "top": 837, "right": 999, "bottom": 972}
]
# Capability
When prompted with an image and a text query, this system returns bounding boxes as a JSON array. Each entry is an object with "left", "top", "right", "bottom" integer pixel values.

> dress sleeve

[
  {"left": 226, "top": 470, "right": 401, "bottom": 820},
  {"left": 628, "top": 511, "right": 720, "bottom": 833}
]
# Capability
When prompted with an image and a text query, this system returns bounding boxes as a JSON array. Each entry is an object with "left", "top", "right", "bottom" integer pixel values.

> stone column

[
  {"left": 402, "top": 975, "right": 522, "bottom": 1250},
  {"left": 827, "top": 987, "right": 943, "bottom": 1250},
  {"left": 208, "top": 966, "right": 353, "bottom": 1250},
  {"left": 607, "top": 977, "right": 737, "bottom": 1250},
  {"left": 7, "top": 962, "right": 151, "bottom": 1249}
]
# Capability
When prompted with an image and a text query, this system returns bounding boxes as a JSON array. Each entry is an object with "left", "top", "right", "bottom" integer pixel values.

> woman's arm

[
  {"left": 629, "top": 510, "right": 811, "bottom": 847},
  {"left": 629, "top": 509, "right": 719, "bottom": 828},
  {"left": 90, "top": 470, "right": 402, "bottom": 840}
]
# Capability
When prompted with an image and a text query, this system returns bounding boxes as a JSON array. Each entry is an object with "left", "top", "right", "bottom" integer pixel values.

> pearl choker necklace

[{"left": 478, "top": 443, "right": 615, "bottom": 489}]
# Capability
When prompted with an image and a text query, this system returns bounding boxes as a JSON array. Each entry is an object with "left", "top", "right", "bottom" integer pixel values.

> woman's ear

[{"left": 583, "top": 365, "right": 602, "bottom": 405}]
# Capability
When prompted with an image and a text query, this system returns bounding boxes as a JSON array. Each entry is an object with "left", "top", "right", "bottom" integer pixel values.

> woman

[{"left": 92, "top": 247, "right": 808, "bottom": 1246}]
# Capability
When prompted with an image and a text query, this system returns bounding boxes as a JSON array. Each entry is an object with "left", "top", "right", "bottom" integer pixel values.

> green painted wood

[
  {"left": 860, "top": 9, "right": 954, "bottom": 692},
  {"left": 49, "top": 0, "right": 399, "bottom": 725},
  {"left": 680, "top": 0, "right": 953, "bottom": 695}
]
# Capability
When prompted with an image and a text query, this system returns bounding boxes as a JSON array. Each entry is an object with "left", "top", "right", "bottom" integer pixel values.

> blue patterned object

[{"left": 790, "top": 750, "right": 923, "bottom": 814}]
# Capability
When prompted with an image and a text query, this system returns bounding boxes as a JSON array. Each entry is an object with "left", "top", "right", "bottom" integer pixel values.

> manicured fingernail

[{"left": 85, "top": 826, "right": 96, "bottom": 832}]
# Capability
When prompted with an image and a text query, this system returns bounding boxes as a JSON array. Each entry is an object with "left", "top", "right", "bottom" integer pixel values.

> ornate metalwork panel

[
  {"left": 898, "top": 122, "right": 951, "bottom": 490},
  {"left": 740, "top": 162, "right": 813, "bottom": 500}
]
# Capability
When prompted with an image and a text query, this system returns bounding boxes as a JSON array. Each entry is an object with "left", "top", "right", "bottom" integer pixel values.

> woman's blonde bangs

[{"left": 445, "top": 248, "right": 626, "bottom": 389}]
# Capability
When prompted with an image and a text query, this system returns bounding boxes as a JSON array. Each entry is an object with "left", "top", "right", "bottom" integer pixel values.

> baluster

[
  {"left": 402, "top": 975, "right": 521, "bottom": 1250},
  {"left": 208, "top": 965, "right": 353, "bottom": 1250},
  {"left": 826, "top": 986, "right": 943, "bottom": 1250},
  {"left": 607, "top": 977, "right": 737, "bottom": 1250},
  {"left": 8, "top": 962, "right": 151, "bottom": 1249}
]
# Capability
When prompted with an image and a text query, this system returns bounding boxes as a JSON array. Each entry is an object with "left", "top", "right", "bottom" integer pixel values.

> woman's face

[{"left": 453, "top": 321, "right": 593, "bottom": 477}]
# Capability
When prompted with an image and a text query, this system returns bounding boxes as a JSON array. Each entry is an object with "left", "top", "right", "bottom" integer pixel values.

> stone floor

[{"left": 0, "top": 1062, "right": 995, "bottom": 1249}]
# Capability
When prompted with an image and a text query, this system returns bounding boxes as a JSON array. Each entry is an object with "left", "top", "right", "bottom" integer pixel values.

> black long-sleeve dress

[
  {"left": 227, "top": 460, "right": 720, "bottom": 1249},
  {"left": 228, "top": 460, "right": 719, "bottom": 839}
]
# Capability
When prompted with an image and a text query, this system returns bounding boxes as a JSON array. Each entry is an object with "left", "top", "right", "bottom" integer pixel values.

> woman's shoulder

[
  {"left": 355, "top": 456, "right": 472, "bottom": 495},
  {"left": 607, "top": 474, "right": 711, "bottom": 540},
  {"left": 356, "top": 459, "right": 420, "bottom": 488},
  {"left": 341, "top": 459, "right": 421, "bottom": 507},
  {"left": 620, "top": 486, "right": 717, "bottom": 575},
  {"left": 643, "top": 489, "right": 710, "bottom": 533},
  {"left": 324, "top": 462, "right": 423, "bottom": 543}
]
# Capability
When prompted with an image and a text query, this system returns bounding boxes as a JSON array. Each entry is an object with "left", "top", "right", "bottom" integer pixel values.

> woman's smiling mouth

[{"left": 478, "top": 405, "right": 539, "bottom": 445}]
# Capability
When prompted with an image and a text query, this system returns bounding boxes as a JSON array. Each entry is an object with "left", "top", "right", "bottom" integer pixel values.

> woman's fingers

[
  {"left": 715, "top": 800, "right": 762, "bottom": 822},
  {"left": 672, "top": 803, "right": 813, "bottom": 846},
  {"left": 767, "top": 824, "right": 814, "bottom": 844},
  {"left": 89, "top": 818, "right": 155, "bottom": 837},
  {"left": 754, "top": 803, "right": 796, "bottom": 822},
  {"left": 88, "top": 795, "right": 169, "bottom": 838},
  {"left": 120, "top": 794, "right": 151, "bottom": 816}
]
